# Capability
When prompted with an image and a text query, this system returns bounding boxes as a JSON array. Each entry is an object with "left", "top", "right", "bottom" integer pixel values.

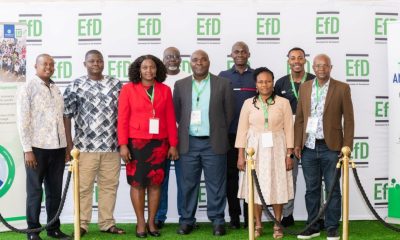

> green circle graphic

[{"left": 0, "top": 145, "right": 15, "bottom": 197}]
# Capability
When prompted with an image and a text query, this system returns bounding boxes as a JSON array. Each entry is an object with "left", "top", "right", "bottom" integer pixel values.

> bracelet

[{"left": 286, "top": 154, "right": 294, "bottom": 158}]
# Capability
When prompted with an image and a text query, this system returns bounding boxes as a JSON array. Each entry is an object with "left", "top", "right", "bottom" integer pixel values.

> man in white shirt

[{"left": 17, "top": 54, "right": 70, "bottom": 240}]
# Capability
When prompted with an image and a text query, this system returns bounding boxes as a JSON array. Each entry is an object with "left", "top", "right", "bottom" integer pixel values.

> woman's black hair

[
  {"left": 128, "top": 54, "right": 167, "bottom": 83},
  {"left": 252, "top": 67, "right": 276, "bottom": 109}
]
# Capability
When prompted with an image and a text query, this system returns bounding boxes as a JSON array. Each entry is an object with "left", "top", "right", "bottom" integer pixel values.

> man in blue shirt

[
  {"left": 219, "top": 41, "right": 256, "bottom": 229},
  {"left": 173, "top": 50, "right": 234, "bottom": 236}
]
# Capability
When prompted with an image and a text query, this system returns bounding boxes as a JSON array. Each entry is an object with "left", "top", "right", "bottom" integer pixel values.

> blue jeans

[
  {"left": 179, "top": 136, "right": 227, "bottom": 226},
  {"left": 155, "top": 158, "right": 182, "bottom": 222},
  {"left": 301, "top": 142, "right": 341, "bottom": 231}
]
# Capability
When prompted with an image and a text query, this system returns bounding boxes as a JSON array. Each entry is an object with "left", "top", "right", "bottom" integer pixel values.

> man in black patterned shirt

[{"left": 63, "top": 50, "right": 125, "bottom": 236}]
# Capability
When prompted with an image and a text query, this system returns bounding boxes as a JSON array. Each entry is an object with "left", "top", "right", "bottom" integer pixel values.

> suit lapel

[
  {"left": 324, "top": 79, "right": 336, "bottom": 113},
  {"left": 183, "top": 76, "right": 193, "bottom": 114},
  {"left": 209, "top": 74, "right": 216, "bottom": 111},
  {"left": 304, "top": 80, "right": 313, "bottom": 117}
]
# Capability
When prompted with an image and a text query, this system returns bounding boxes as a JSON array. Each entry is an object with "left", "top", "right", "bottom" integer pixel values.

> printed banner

[
  {"left": 0, "top": 1, "right": 399, "bottom": 227},
  {"left": 387, "top": 21, "right": 400, "bottom": 223},
  {"left": 0, "top": 23, "right": 27, "bottom": 231}
]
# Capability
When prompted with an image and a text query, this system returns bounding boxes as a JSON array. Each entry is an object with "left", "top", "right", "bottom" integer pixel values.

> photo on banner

[{"left": 0, "top": 22, "right": 27, "bottom": 232}]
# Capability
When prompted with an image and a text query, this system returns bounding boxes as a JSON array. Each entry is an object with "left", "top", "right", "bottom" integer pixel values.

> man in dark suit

[
  {"left": 173, "top": 50, "right": 234, "bottom": 236},
  {"left": 294, "top": 54, "right": 354, "bottom": 240}
]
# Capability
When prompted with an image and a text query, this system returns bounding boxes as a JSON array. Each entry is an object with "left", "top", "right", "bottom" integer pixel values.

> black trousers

[
  {"left": 227, "top": 134, "right": 248, "bottom": 222},
  {"left": 26, "top": 147, "right": 65, "bottom": 231}
]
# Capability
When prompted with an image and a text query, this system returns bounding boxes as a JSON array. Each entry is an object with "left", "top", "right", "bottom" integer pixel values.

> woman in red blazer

[{"left": 118, "top": 55, "right": 178, "bottom": 238}]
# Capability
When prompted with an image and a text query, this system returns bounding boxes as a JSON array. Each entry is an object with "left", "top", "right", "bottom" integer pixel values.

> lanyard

[
  {"left": 289, "top": 72, "right": 307, "bottom": 100},
  {"left": 259, "top": 95, "right": 272, "bottom": 129},
  {"left": 193, "top": 78, "right": 209, "bottom": 108},
  {"left": 314, "top": 79, "right": 326, "bottom": 111},
  {"left": 144, "top": 85, "right": 155, "bottom": 117}
]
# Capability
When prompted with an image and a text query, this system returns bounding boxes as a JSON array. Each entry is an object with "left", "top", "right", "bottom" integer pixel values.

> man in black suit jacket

[{"left": 173, "top": 50, "right": 234, "bottom": 236}]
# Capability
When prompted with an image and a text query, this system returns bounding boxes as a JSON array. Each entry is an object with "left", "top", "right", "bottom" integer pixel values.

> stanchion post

[
  {"left": 246, "top": 147, "right": 255, "bottom": 240},
  {"left": 341, "top": 146, "right": 351, "bottom": 240},
  {"left": 71, "top": 148, "right": 81, "bottom": 240}
]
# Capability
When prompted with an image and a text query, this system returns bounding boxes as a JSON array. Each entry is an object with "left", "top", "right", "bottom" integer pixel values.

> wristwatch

[{"left": 286, "top": 153, "right": 294, "bottom": 158}]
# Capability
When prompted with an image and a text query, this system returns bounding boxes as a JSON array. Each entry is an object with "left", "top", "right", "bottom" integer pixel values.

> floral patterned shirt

[
  {"left": 305, "top": 79, "right": 330, "bottom": 149},
  {"left": 16, "top": 77, "right": 67, "bottom": 152}
]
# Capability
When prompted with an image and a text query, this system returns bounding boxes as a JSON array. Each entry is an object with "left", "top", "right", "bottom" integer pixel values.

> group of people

[
  {"left": 16, "top": 41, "right": 354, "bottom": 240},
  {"left": 0, "top": 38, "right": 26, "bottom": 82}
]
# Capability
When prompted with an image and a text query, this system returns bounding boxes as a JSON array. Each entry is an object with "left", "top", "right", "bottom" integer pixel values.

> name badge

[
  {"left": 262, "top": 132, "right": 273, "bottom": 148},
  {"left": 190, "top": 110, "right": 202, "bottom": 125},
  {"left": 306, "top": 117, "right": 318, "bottom": 134},
  {"left": 149, "top": 118, "right": 159, "bottom": 134}
]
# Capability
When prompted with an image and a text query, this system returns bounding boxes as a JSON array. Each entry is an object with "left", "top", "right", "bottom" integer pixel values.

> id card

[
  {"left": 190, "top": 110, "right": 202, "bottom": 125},
  {"left": 306, "top": 117, "right": 318, "bottom": 134},
  {"left": 261, "top": 132, "right": 273, "bottom": 148},
  {"left": 149, "top": 118, "right": 159, "bottom": 134}
]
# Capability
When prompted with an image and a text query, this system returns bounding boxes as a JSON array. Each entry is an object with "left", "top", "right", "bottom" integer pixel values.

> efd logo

[
  {"left": 352, "top": 137, "right": 369, "bottom": 168},
  {"left": 52, "top": 56, "right": 73, "bottom": 83},
  {"left": 374, "top": 12, "right": 398, "bottom": 43},
  {"left": 345, "top": 54, "right": 369, "bottom": 85},
  {"left": 77, "top": 13, "right": 102, "bottom": 45},
  {"left": 374, "top": 177, "right": 389, "bottom": 208},
  {"left": 137, "top": 13, "right": 161, "bottom": 44},
  {"left": 315, "top": 11, "right": 340, "bottom": 43},
  {"left": 19, "top": 14, "right": 42, "bottom": 45},
  {"left": 375, "top": 96, "right": 389, "bottom": 126},
  {"left": 256, "top": 12, "right": 281, "bottom": 44},
  {"left": 196, "top": 12, "right": 221, "bottom": 44},
  {"left": 0, "top": 145, "right": 15, "bottom": 197},
  {"left": 107, "top": 55, "right": 131, "bottom": 81}
]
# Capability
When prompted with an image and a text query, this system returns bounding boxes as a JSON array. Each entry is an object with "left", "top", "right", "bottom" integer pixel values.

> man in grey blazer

[{"left": 173, "top": 50, "right": 234, "bottom": 236}]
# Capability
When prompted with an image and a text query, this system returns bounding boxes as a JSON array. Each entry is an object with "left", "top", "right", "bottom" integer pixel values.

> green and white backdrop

[{"left": 0, "top": 0, "right": 399, "bottom": 231}]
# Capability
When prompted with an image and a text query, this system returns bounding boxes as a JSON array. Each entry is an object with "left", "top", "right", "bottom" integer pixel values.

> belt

[
  {"left": 315, "top": 139, "right": 326, "bottom": 144},
  {"left": 191, "top": 135, "right": 210, "bottom": 140}
]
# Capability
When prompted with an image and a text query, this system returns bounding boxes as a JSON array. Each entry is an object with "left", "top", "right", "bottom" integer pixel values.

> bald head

[
  {"left": 35, "top": 54, "right": 53, "bottom": 65},
  {"left": 231, "top": 41, "right": 249, "bottom": 53},
  {"left": 190, "top": 49, "right": 210, "bottom": 80},
  {"left": 35, "top": 53, "right": 55, "bottom": 82},
  {"left": 231, "top": 41, "right": 250, "bottom": 69}
]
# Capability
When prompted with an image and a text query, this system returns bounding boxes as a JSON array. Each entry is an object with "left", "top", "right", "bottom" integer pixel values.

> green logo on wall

[{"left": 0, "top": 145, "right": 15, "bottom": 197}]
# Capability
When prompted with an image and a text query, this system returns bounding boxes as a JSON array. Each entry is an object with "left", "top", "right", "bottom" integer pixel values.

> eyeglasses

[
  {"left": 164, "top": 55, "right": 180, "bottom": 60},
  {"left": 313, "top": 64, "right": 331, "bottom": 69}
]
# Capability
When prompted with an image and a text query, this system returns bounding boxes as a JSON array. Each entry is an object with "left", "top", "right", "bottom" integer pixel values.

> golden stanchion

[
  {"left": 340, "top": 146, "right": 353, "bottom": 240},
  {"left": 246, "top": 147, "right": 255, "bottom": 240},
  {"left": 69, "top": 148, "right": 81, "bottom": 240}
]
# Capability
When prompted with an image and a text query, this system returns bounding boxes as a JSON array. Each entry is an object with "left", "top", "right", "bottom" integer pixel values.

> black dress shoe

[
  {"left": 229, "top": 218, "right": 241, "bottom": 229},
  {"left": 47, "top": 229, "right": 71, "bottom": 240},
  {"left": 27, "top": 233, "right": 42, "bottom": 240},
  {"left": 177, "top": 224, "right": 194, "bottom": 235},
  {"left": 213, "top": 224, "right": 226, "bottom": 236},
  {"left": 281, "top": 214, "right": 295, "bottom": 227},
  {"left": 146, "top": 224, "right": 161, "bottom": 237}
]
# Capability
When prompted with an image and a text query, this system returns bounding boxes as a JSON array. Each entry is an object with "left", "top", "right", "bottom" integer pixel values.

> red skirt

[{"left": 126, "top": 138, "right": 168, "bottom": 187}]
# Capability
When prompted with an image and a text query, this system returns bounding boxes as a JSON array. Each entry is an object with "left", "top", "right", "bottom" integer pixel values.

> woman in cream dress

[{"left": 236, "top": 67, "right": 294, "bottom": 239}]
